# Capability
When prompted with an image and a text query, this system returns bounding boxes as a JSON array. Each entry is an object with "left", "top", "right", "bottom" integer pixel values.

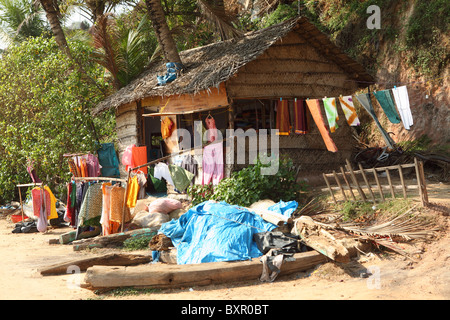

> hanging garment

[
  {"left": 122, "top": 144, "right": 135, "bottom": 170},
  {"left": 391, "top": 86, "right": 413, "bottom": 130},
  {"left": 27, "top": 163, "right": 42, "bottom": 183},
  {"left": 86, "top": 154, "right": 101, "bottom": 177},
  {"left": 356, "top": 93, "right": 396, "bottom": 149},
  {"left": 148, "top": 167, "right": 167, "bottom": 193},
  {"left": 181, "top": 154, "right": 198, "bottom": 186},
  {"left": 323, "top": 97, "right": 339, "bottom": 132},
  {"left": 101, "top": 182, "right": 112, "bottom": 236},
  {"left": 202, "top": 141, "right": 224, "bottom": 185},
  {"left": 77, "top": 183, "right": 103, "bottom": 227},
  {"left": 205, "top": 115, "right": 218, "bottom": 142},
  {"left": 36, "top": 189, "right": 47, "bottom": 233},
  {"left": 293, "top": 99, "right": 308, "bottom": 134},
  {"left": 161, "top": 116, "right": 174, "bottom": 139},
  {"left": 31, "top": 187, "right": 49, "bottom": 218},
  {"left": 338, "top": 96, "right": 360, "bottom": 126},
  {"left": 79, "top": 158, "right": 87, "bottom": 177},
  {"left": 373, "top": 90, "right": 401, "bottom": 124},
  {"left": 305, "top": 99, "right": 338, "bottom": 152},
  {"left": 97, "top": 143, "right": 120, "bottom": 177},
  {"left": 168, "top": 165, "right": 195, "bottom": 192},
  {"left": 154, "top": 162, "right": 174, "bottom": 186},
  {"left": 43, "top": 186, "right": 58, "bottom": 220},
  {"left": 131, "top": 146, "right": 148, "bottom": 175},
  {"left": 136, "top": 172, "right": 147, "bottom": 200},
  {"left": 126, "top": 175, "right": 139, "bottom": 208},
  {"left": 110, "top": 185, "right": 131, "bottom": 232},
  {"left": 67, "top": 158, "right": 79, "bottom": 177},
  {"left": 276, "top": 99, "right": 290, "bottom": 135},
  {"left": 64, "top": 181, "right": 75, "bottom": 224}
]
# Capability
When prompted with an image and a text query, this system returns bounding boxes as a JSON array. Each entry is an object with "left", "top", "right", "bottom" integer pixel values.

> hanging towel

[
  {"left": 126, "top": 175, "right": 139, "bottom": 208},
  {"left": 356, "top": 93, "right": 396, "bottom": 149},
  {"left": 373, "top": 90, "right": 401, "bottom": 124},
  {"left": 322, "top": 97, "right": 339, "bottom": 132},
  {"left": 338, "top": 95, "right": 360, "bottom": 126},
  {"left": 110, "top": 185, "right": 131, "bottom": 231},
  {"left": 276, "top": 99, "right": 290, "bottom": 135},
  {"left": 130, "top": 146, "right": 148, "bottom": 175},
  {"left": 77, "top": 183, "right": 103, "bottom": 227},
  {"left": 391, "top": 86, "right": 413, "bottom": 130},
  {"left": 293, "top": 99, "right": 308, "bottom": 134},
  {"left": 305, "top": 99, "right": 338, "bottom": 152},
  {"left": 154, "top": 162, "right": 174, "bottom": 186},
  {"left": 97, "top": 143, "right": 120, "bottom": 177},
  {"left": 169, "top": 165, "right": 195, "bottom": 192},
  {"left": 101, "top": 182, "right": 112, "bottom": 236}
]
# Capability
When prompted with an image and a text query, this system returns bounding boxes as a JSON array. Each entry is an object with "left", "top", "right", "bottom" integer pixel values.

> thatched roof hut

[{"left": 93, "top": 17, "right": 375, "bottom": 181}]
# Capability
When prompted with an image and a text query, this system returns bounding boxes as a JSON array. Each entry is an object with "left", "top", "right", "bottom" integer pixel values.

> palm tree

[{"left": 0, "top": 0, "right": 49, "bottom": 45}]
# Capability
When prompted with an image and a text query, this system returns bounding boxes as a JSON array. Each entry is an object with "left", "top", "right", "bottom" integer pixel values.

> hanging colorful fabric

[
  {"left": 338, "top": 96, "right": 360, "bottom": 126},
  {"left": 305, "top": 99, "right": 338, "bottom": 152},
  {"left": 373, "top": 90, "right": 401, "bottom": 124},
  {"left": 276, "top": 99, "right": 290, "bottom": 135},
  {"left": 322, "top": 97, "right": 339, "bottom": 133},
  {"left": 293, "top": 99, "right": 308, "bottom": 134}
]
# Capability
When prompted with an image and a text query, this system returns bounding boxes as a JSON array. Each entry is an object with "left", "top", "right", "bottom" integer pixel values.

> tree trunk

[
  {"left": 145, "top": 0, "right": 183, "bottom": 65},
  {"left": 38, "top": 0, "right": 72, "bottom": 59}
]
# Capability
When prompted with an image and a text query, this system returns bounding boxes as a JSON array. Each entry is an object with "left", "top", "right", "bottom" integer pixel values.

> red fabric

[{"left": 131, "top": 146, "right": 148, "bottom": 175}]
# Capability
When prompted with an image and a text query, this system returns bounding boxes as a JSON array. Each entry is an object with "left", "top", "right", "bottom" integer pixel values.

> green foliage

[
  {"left": 188, "top": 156, "right": 307, "bottom": 207},
  {"left": 0, "top": 36, "right": 114, "bottom": 203},
  {"left": 259, "top": 3, "right": 299, "bottom": 28},
  {"left": 122, "top": 232, "right": 157, "bottom": 251}
]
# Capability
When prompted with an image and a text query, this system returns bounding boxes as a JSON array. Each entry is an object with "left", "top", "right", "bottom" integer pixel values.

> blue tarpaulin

[{"left": 158, "top": 200, "right": 298, "bottom": 265}]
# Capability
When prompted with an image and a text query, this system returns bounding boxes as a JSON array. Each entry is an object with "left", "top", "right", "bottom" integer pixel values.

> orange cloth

[
  {"left": 276, "top": 99, "right": 290, "bottom": 135},
  {"left": 130, "top": 146, "right": 148, "bottom": 175},
  {"left": 110, "top": 185, "right": 130, "bottom": 232},
  {"left": 161, "top": 116, "right": 174, "bottom": 139},
  {"left": 101, "top": 183, "right": 112, "bottom": 236},
  {"left": 305, "top": 99, "right": 338, "bottom": 153}
]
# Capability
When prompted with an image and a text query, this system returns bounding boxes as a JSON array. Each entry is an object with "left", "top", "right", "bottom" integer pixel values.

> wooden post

[
  {"left": 372, "top": 168, "right": 385, "bottom": 202},
  {"left": 333, "top": 170, "right": 347, "bottom": 201},
  {"left": 340, "top": 167, "right": 356, "bottom": 201},
  {"left": 345, "top": 159, "right": 366, "bottom": 201},
  {"left": 358, "top": 163, "right": 376, "bottom": 203},
  {"left": 385, "top": 169, "right": 395, "bottom": 199},
  {"left": 323, "top": 173, "right": 337, "bottom": 204},
  {"left": 397, "top": 164, "right": 407, "bottom": 199},
  {"left": 18, "top": 186, "right": 24, "bottom": 221},
  {"left": 414, "top": 157, "right": 424, "bottom": 204},
  {"left": 418, "top": 160, "right": 429, "bottom": 206},
  {"left": 121, "top": 168, "right": 132, "bottom": 232}
]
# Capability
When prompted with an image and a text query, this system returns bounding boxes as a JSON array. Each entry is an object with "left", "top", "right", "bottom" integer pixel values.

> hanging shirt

[
  {"left": 391, "top": 86, "right": 413, "bottom": 130},
  {"left": 154, "top": 162, "right": 174, "bottom": 186},
  {"left": 338, "top": 96, "right": 360, "bottom": 126}
]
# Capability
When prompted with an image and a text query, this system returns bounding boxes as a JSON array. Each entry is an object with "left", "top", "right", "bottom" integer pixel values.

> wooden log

[
  {"left": 340, "top": 167, "right": 356, "bottom": 201},
  {"left": 72, "top": 228, "right": 157, "bottom": 251},
  {"left": 358, "top": 163, "right": 376, "bottom": 203},
  {"left": 60, "top": 227, "right": 101, "bottom": 245},
  {"left": 82, "top": 251, "right": 328, "bottom": 290},
  {"left": 39, "top": 253, "right": 152, "bottom": 276}
]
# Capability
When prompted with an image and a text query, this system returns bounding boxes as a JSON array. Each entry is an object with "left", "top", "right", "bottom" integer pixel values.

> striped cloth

[{"left": 338, "top": 95, "right": 360, "bottom": 126}]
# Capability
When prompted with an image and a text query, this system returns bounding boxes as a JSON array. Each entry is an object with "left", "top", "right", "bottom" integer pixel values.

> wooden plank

[
  {"left": 345, "top": 159, "right": 366, "bottom": 201},
  {"left": 39, "top": 253, "right": 152, "bottom": 275},
  {"left": 397, "top": 164, "right": 407, "bottom": 199},
  {"left": 372, "top": 168, "right": 385, "bottom": 202},
  {"left": 82, "top": 251, "right": 328, "bottom": 290},
  {"left": 340, "top": 167, "right": 356, "bottom": 201},
  {"left": 323, "top": 173, "right": 337, "bottom": 204},
  {"left": 385, "top": 169, "right": 395, "bottom": 199},
  {"left": 332, "top": 170, "right": 347, "bottom": 201},
  {"left": 358, "top": 163, "right": 376, "bottom": 203}
]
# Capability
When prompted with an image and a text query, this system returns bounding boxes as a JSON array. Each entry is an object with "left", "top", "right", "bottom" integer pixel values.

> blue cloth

[
  {"left": 267, "top": 200, "right": 298, "bottom": 218},
  {"left": 158, "top": 200, "right": 298, "bottom": 265},
  {"left": 97, "top": 143, "right": 120, "bottom": 177},
  {"left": 157, "top": 62, "right": 183, "bottom": 86}
]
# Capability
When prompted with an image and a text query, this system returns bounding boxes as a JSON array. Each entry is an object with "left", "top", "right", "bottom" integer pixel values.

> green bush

[{"left": 188, "top": 156, "right": 307, "bottom": 207}]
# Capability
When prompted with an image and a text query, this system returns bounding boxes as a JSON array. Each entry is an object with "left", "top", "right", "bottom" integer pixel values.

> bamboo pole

[
  {"left": 418, "top": 160, "right": 429, "bottom": 206},
  {"left": 397, "top": 164, "right": 407, "bottom": 199},
  {"left": 340, "top": 167, "right": 356, "bottom": 201},
  {"left": 372, "top": 168, "right": 385, "bottom": 202},
  {"left": 323, "top": 173, "right": 337, "bottom": 204},
  {"left": 332, "top": 170, "right": 347, "bottom": 201},
  {"left": 414, "top": 157, "right": 424, "bottom": 204},
  {"left": 345, "top": 159, "right": 366, "bottom": 201},
  {"left": 358, "top": 163, "right": 376, "bottom": 203},
  {"left": 385, "top": 169, "right": 395, "bottom": 199}
]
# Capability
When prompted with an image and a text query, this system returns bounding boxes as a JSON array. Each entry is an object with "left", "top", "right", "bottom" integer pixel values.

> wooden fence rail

[{"left": 322, "top": 158, "right": 429, "bottom": 206}]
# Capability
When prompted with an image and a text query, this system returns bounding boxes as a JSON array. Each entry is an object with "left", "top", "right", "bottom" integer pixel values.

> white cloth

[
  {"left": 392, "top": 86, "right": 413, "bottom": 130},
  {"left": 153, "top": 162, "right": 174, "bottom": 186}
]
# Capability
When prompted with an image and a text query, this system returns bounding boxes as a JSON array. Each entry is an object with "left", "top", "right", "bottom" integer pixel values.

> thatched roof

[{"left": 93, "top": 17, "right": 374, "bottom": 115}]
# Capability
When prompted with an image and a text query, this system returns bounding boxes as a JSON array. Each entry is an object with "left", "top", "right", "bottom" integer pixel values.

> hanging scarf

[
  {"left": 338, "top": 96, "right": 360, "bottom": 126},
  {"left": 305, "top": 99, "right": 338, "bottom": 152},
  {"left": 373, "top": 90, "right": 401, "bottom": 124},
  {"left": 322, "top": 97, "right": 339, "bottom": 132}
]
